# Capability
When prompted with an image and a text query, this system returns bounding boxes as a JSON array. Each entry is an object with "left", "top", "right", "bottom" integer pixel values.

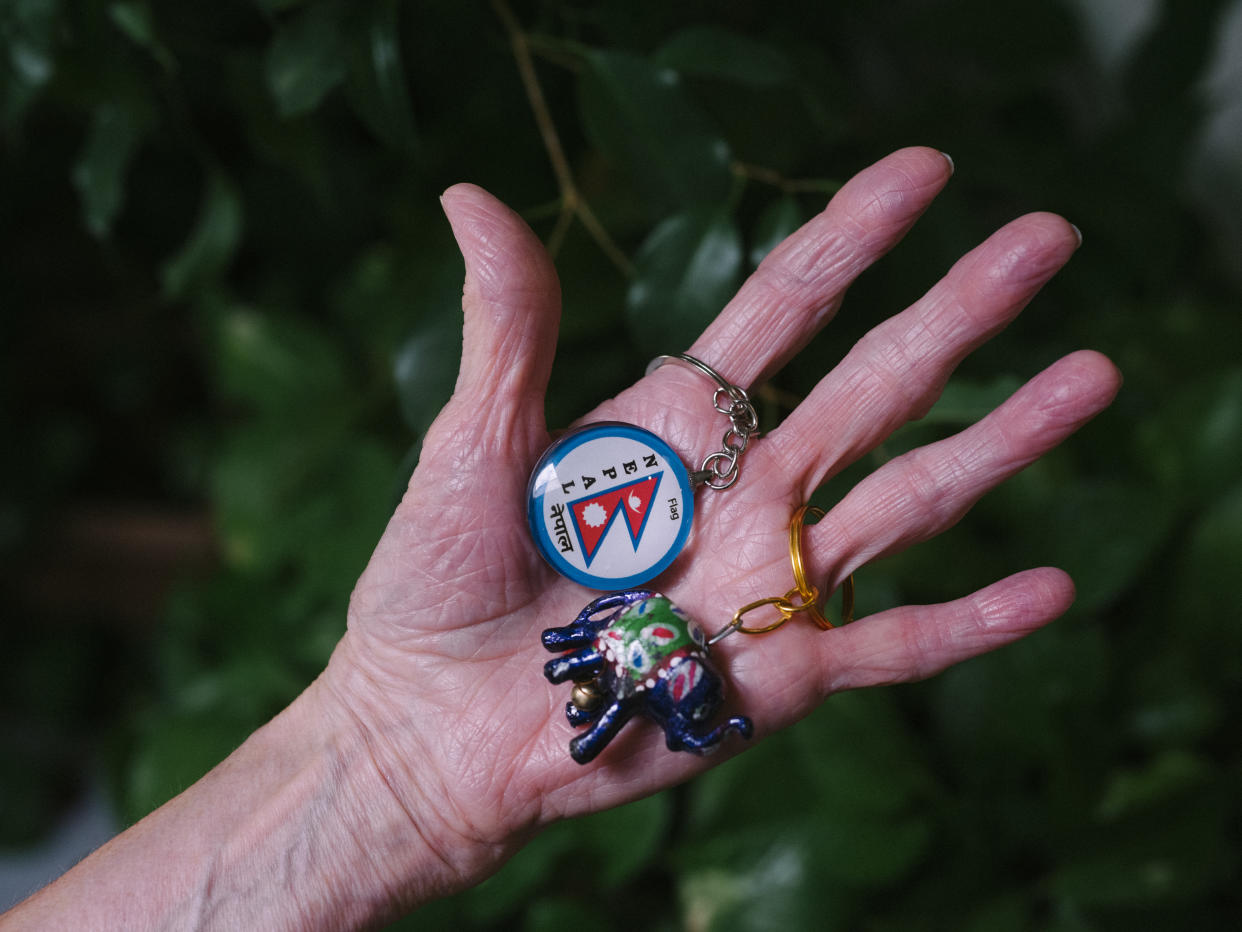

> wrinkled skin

[{"left": 324, "top": 147, "right": 1121, "bottom": 899}]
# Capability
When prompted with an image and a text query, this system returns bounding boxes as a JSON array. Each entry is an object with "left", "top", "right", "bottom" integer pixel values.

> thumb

[{"left": 440, "top": 183, "right": 561, "bottom": 452}]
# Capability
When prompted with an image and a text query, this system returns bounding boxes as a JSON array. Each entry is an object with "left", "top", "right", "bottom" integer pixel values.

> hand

[
  {"left": 322, "top": 147, "right": 1120, "bottom": 900},
  {"left": 3, "top": 147, "right": 1119, "bottom": 929}
]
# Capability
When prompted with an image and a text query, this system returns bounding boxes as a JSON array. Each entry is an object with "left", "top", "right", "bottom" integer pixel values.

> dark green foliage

[
  {"left": 3, "top": 0, "right": 1241, "bottom": 926},
  {"left": 627, "top": 206, "right": 743, "bottom": 355}
]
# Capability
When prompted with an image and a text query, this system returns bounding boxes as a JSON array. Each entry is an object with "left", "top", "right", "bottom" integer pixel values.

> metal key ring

[
  {"left": 646, "top": 353, "right": 740, "bottom": 393},
  {"left": 646, "top": 353, "right": 759, "bottom": 491},
  {"left": 790, "top": 504, "right": 856, "bottom": 629}
]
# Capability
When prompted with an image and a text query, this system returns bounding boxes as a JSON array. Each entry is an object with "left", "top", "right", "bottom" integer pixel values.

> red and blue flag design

[{"left": 568, "top": 473, "right": 663, "bottom": 566}]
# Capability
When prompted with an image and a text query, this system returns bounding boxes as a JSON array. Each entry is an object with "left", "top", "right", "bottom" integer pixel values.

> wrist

[
  {"left": 3, "top": 641, "right": 504, "bottom": 930},
  {"left": 312, "top": 633, "right": 527, "bottom": 912}
]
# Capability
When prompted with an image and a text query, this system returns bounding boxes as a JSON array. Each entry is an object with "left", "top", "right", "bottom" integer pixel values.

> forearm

[{"left": 3, "top": 665, "right": 446, "bottom": 931}]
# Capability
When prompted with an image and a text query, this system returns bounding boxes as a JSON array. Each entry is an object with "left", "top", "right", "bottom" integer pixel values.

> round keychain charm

[{"left": 527, "top": 422, "right": 695, "bottom": 590}]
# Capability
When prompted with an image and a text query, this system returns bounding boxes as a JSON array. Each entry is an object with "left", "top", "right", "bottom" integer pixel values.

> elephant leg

[
  {"left": 664, "top": 715, "right": 754, "bottom": 754},
  {"left": 565, "top": 699, "right": 601, "bottom": 726},
  {"left": 543, "top": 650, "right": 605, "bottom": 684},
  {"left": 540, "top": 628, "right": 591, "bottom": 650},
  {"left": 568, "top": 699, "right": 638, "bottom": 764}
]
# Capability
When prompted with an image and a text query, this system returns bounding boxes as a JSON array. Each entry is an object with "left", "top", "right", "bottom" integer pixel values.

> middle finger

[{"left": 770, "top": 211, "right": 1082, "bottom": 496}]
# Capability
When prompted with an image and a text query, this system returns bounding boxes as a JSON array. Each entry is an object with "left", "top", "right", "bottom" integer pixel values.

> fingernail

[
  {"left": 940, "top": 151, "right": 955, "bottom": 175},
  {"left": 1070, "top": 222, "right": 1083, "bottom": 246}
]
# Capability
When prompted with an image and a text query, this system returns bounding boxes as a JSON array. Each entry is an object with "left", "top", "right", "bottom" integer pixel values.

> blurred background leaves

[{"left": 3, "top": 0, "right": 1241, "bottom": 927}]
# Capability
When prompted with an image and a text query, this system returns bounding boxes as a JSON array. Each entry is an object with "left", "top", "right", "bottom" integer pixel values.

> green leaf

[
  {"left": 1174, "top": 481, "right": 1242, "bottom": 685},
  {"left": 626, "top": 207, "right": 742, "bottom": 355},
  {"left": 173, "top": 655, "right": 304, "bottom": 722},
  {"left": 2, "top": 0, "right": 59, "bottom": 127},
  {"left": 1022, "top": 479, "right": 1177, "bottom": 614},
  {"left": 684, "top": 728, "right": 815, "bottom": 835},
  {"left": 295, "top": 438, "right": 396, "bottom": 599},
  {"left": 161, "top": 171, "right": 243, "bottom": 300},
  {"left": 211, "top": 426, "right": 320, "bottom": 573},
  {"left": 71, "top": 100, "right": 149, "bottom": 238},
  {"left": 1139, "top": 367, "right": 1242, "bottom": 504},
  {"left": 392, "top": 311, "right": 461, "bottom": 437},
  {"left": 679, "top": 692, "right": 934, "bottom": 897},
  {"left": 812, "top": 809, "right": 933, "bottom": 886},
  {"left": 123, "top": 710, "right": 253, "bottom": 820},
  {"left": 462, "top": 826, "right": 576, "bottom": 923},
  {"left": 748, "top": 194, "right": 802, "bottom": 267},
  {"left": 212, "top": 306, "right": 349, "bottom": 415},
  {"left": 654, "top": 25, "right": 795, "bottom": 87},
  {"left": 919, "top": 374, "right": 1025, "bottom": 426},
  {"left": 1096, "top": 750, "right": 1213, "bottom": 821},
  {"left": 108, "top": 2, "right": 175, "bottom": 71},
  {"left": 329, "top": 232, "right": 463, "bottom": 355},
  {"left": 344, "top": 0, "right": 416, "bottom": 151},
  {"left": 579, "top": 49, "right": 733, "bottom": 209},
  {"left": 462, "top": 794, "right": 669, "bottom": 924},
  {"left": 791, "top": 690, "right": 934, "bottom": 817},
  {"left": 524, "top": 897, "right": 598, "bottom": 931},
  {"left": 546, "top": 216, "right": 628, "bottom": 342},
  {"left": 264, "top": 0, "right": 348, "bottom": 118},
  {"left": 961, "top": 893, "right": 1034, "bottom": 932},
  {"left": 1125, "top": 684, "right": 1220, "bottom": 748},
  {"left": 1050, "top": 780, "right": 1235, "bottom": 908},
  {"left": 211, "top": 425, "right": 393, "bottom": 589},
  {"left": 576, "top": 793, "right": 670, "bottom": 888},
  {"left": 931, "top": 623, "right": 1111, "bottom": 775},
  {"left": 679, "top": 834, "right": 853, "bottom": 932}
]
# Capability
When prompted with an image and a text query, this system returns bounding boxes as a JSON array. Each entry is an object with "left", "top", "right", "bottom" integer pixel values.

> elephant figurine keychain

[{"left": 540, "top": 505, "right": 855, "bottom": 764}]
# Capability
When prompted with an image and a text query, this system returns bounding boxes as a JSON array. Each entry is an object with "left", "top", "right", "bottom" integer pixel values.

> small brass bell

[{"left": 570, "top": 679, "right": 604, "bottom": 712}]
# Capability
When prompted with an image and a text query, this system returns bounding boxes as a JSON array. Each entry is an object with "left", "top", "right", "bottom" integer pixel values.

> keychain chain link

[
  {"left": 694, "top": 384, "right": 759, "bottom": 490},
  {"left": 707, "top": 585, "right": 822, "bottom": 644},
  {"left": 645, "top": 353, "right": 759, "bottom": 491},
  {"left": 707, "top": 505, "right": 856, "bottom": 645}
]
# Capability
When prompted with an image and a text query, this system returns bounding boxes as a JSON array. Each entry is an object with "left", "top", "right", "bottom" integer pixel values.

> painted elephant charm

[{"left": 541, "top": 589, "right": 753, "bottom": 764}]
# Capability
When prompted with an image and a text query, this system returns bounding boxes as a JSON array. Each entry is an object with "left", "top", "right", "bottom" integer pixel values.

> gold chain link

[{"left": 709, "top": 505, "right": 855, "bottom": 644}]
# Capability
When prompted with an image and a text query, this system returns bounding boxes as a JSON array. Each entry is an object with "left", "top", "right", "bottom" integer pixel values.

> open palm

[{"left": 323, "top": 147, "right": 1119, "bottom": 896}]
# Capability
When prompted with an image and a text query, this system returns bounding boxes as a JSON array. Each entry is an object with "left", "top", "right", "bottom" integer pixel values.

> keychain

[
  {"left": 526, "top": 354, "right": 758, "bottom": 591},
  {"left": 541, "top": 505, "right": 856, "bottom": 764}
]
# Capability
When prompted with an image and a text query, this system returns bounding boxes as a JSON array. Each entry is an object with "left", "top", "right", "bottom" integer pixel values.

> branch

[{"left": 493, "top": 0, "right": 633, "bottom": 276}]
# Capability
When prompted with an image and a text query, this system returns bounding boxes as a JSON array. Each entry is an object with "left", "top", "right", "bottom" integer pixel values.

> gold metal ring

[
  {"left": 730, "top": 596, "right": 792, "bottom": 635},
  {"left": 789, "top": 504, "right": 855, "bottom": 629}
]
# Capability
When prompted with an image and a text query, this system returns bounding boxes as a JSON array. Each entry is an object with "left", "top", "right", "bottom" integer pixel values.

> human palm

[{"left": 323, "top": 147, "right": 1119, "bottom": 889}]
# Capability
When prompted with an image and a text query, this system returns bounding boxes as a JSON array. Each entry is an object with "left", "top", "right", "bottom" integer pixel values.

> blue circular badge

[{"left": 527, "top": 423, "right": 694, "bottom": 590}]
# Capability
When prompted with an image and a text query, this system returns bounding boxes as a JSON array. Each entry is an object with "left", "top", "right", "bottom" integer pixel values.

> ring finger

[{"left": 804, "top": 349, "right": 1121, "bottom": 589}]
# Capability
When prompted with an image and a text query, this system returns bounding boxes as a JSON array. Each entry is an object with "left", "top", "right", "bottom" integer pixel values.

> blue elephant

[{"left": 541, "top": 589, "right": 753, "bottom": 764}]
